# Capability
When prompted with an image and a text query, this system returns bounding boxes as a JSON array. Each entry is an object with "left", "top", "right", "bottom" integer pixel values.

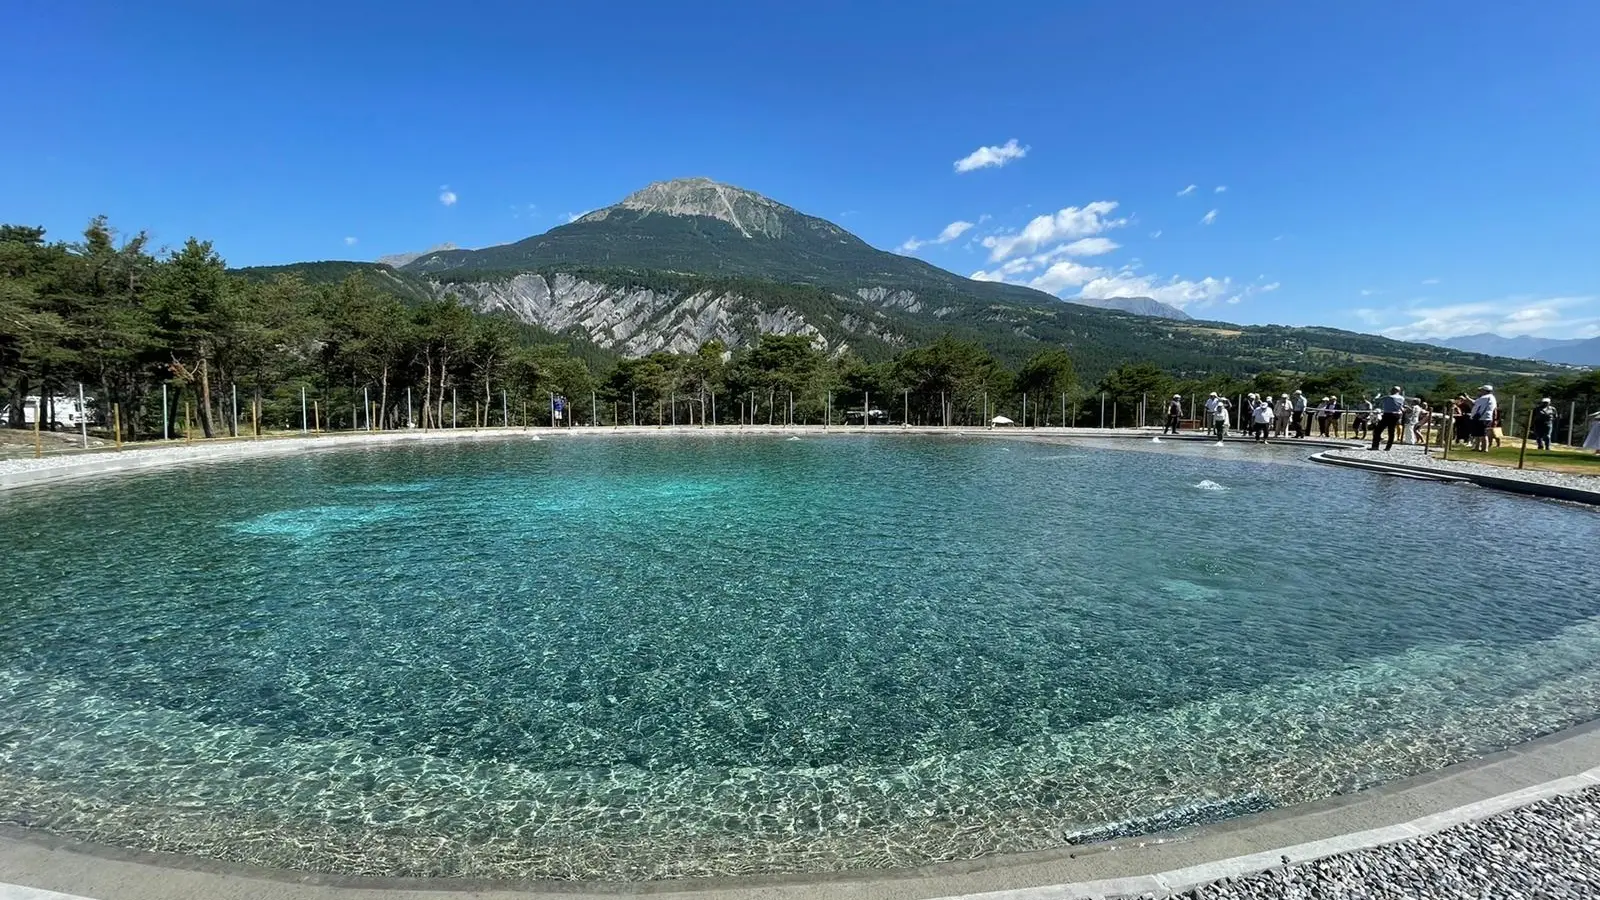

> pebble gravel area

[
  {"left": 1158, "top": 786, "right": 1600, "bottom": 900},
  {"left": 1327, "top": 445, "right": 1600, "bottom": 497}
]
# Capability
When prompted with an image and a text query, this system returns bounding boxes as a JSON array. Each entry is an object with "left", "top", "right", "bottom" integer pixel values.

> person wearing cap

[
  {"left": 1290, "top": 390, "right": 1308, "bottom": 438},
  {"left": 1370, "top": 386, "right": 1406, "bottom": 451},
  {"left": 1211, "top": 397, "right": 1231, "bottom": 440},
  {"left": 1163, "top": 393, "right": 1184, "bottom": 435},
  {"left": 1204, "top": 391, "right": 1220, "bottom": 421},
  {"left": 1274, "top": 394, "right": 1291, "bottom": 437},
  {"left": 1470, "top": 385, "right": 1497, "bottom": 452},
  {"left": 1532, "top": 398, "right": 1557, "bottom": 451}
]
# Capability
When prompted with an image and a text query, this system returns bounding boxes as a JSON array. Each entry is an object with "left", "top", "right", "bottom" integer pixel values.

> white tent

[{"left": 990, "top": 415, "right": 1015, "bottom": 426}]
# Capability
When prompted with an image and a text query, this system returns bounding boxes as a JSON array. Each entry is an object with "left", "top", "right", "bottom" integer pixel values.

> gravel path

[
  {"left": 1326, "top": 444, "right": 1600, "bottom": 497},
  {"left": 1160, "top": 785, "right": 1600, "bottom": 899}
]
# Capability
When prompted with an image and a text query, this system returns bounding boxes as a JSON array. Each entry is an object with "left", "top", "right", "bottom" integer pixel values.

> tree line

[{"left": 4, "top": 219, "right": 1596, "bottom": 440}]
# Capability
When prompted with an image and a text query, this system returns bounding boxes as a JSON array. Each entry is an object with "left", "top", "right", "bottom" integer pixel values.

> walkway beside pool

[
  {"left": 2, "top": 722, "right": 1598, "bottom": 900},
  {"left": 1321, "top": 444, "right": 1600, "bottom": 505}
]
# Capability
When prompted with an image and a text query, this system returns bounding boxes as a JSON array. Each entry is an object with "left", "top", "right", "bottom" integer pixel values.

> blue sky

[{"left": 6, "top": 1, "right": 1598, "bottom": 341}]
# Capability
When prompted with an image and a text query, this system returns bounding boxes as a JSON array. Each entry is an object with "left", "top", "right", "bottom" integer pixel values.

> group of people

[
  {"left": 1183, "top": 390, "right": 1370, "bottom": 443},
  {"left": 1169, "top": 384, "right": 1525, "bottom": 452}
]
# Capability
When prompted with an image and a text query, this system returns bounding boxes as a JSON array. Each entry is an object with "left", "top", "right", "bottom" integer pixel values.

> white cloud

[
  {"left": 343, "top": 236, "right": 358, "bottom": 246},
  {"left": 1176, "top": 184, "right": 1197, "bottom": 197},
  {"left": 1028, "top": 260, "right": 1102, "bottom": 293},
  {"left": 1058, "top": 236, "right": 1119, "bottom": 257},
  {"left": 1200, "top": 209, "right": 1218, "bottom": 225},
  {"left": 898, "top": 219, "right": 977, "bottom": 255},
  {"left": 978, "top": 213, "right": 992, "bottom": 224},
  {"left": 1080, "top": 270, "right": 1235, "bottom": 309},
  {"left": 1372, "top": 296, "right": 1600, "bottom": 340},
  {"left": 1272, "top": 234, "right": 1285, "bottom": 241},
  {"left": 1360, "top": 288, "right": 1378, "bottom": 297},
  {"left": 1421, "top": 277, "right": 1441, "bottom": 285},
  {"left": 954, "top": 139, "right": 1028, "bottom": 173},
  {"left": 564, "top": 210, "right": 589, "bottom": 223},
  {"left": 1214, "top": 185, "right": 1227, "bottom": 193},
  {"left": 1259, "top": 282, "right": 1281, "bottom": 292},
  {"left": 1150, "top": 229, "right": 1163, "bottom": 239},
  {"left": 980, "top": 201, "right": 1126, "bottom": 262},
  {"left": 438, "top": 186, "right": 458, "bottom": 207}
]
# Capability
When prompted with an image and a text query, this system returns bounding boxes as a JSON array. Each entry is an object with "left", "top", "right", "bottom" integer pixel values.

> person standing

[
  {"left": 1454, "top": 394, "right": 1473, "bottom": 445},
  {"left": 1352, "top": 397, "right": 1373, "bottom": 439},
  {"left": 1532, "top": 398, "right": 1557, "bottom": 451},
  {"left": 1290, "top": 390, "right": 1308, "bottom": 438},
  {"left": 1251, "top": 396, "right": 1274, "bottom": 442},
  {"left": 1470, "top": 385, "right": 1498, "bottom": 452},
  {"left": 1212, "top": 397, "right": 1231, "bottom": 440},
  {"left": 1371, "top": 386, "right": 1405, "bottom": 451},
  {"left": 1402, "top": 398, "right": 1420, "bottom": 444},
  {"left": 1163, "top": 394, "right": 1184, "bottom": 435},
  {"left": 1583, "top": 409, "right": 1600, "bottom": 453}
]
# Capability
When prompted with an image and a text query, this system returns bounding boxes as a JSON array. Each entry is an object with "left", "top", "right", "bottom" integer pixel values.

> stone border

[{"left": 1314, "top": 449, "right": 1600, "bottom": 506}]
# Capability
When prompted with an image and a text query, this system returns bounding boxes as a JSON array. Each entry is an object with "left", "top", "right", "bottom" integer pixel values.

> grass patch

[{"left": 1444, "top": 443, "right": 1600, "bottom": 475}]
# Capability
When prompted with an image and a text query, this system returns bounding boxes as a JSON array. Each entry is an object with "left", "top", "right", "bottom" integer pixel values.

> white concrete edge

[{"left": 939, "top": 765, "right": 1600, "bottom": 900}]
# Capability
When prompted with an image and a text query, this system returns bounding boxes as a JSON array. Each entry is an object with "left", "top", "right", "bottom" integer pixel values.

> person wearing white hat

[
  {"left": 1470, "top": 385, "right": 1497, "bottom": 452},
  {"left": 1290, "top": 390, "right": 1308, "bottom": 438},
  {"left": 1274, "top": 394, "right": 1291, "bottom": 437},
  {"left": 1163, "top": 393, "right": 1184, "bottom": 435},
  {"left": 1532, "top": 398, "right": 1557, "bottom": 451},
  {"left": 1204, "top": 391, "right": 1220, "bottom": 420}
]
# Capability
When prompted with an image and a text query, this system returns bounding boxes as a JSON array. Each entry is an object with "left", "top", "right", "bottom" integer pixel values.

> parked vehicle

[{"left": 0, "top": 395, "right": 93, "bottom": 430}]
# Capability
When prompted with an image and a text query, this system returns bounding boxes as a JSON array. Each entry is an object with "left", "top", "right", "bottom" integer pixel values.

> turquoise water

[{"left": 2, "top": 434, "right": 1598, "bottom": 879}]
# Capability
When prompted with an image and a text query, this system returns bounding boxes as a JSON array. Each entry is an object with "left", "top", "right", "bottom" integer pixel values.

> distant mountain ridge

[
  {"left": 237, "top": 178, "right": 1566, "bottom": 384},
  {"left": 1066, "top": 296, "right": 1192, "bottom": 321},
  {"left": 1430, "top": 332, "right": 1599, "bottom": 366}
]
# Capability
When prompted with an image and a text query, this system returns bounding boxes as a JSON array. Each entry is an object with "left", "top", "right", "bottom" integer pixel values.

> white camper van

[{"left": 0, "top": 395, "right": 92, "bottom": 430}]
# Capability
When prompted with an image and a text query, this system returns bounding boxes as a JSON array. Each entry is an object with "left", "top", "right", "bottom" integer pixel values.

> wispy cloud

[
  {"left": 343, "top": 236, "right": 358, "bottom": 246},
  {"left": 954, "top": 139, "right": 1028, "bottom": 173},
  {"left": 1149, "top": 229, "right": 1163, "bottom": 239},
  {"left": 1214, "top": 185, "right": 1227, "bottom": 193},
  {"left": 1259, "top": 282, "right": 1281, "bottom": 292},
  {"left": 1421, "top": 277, "right": 1441, "bottom": 285},
  {"left": 898, "top": 219, "right": 977, "bottom": 255},
  {"left": 980, "top": 201, "right": 1126, "bottom": 262},
  {"left": 438, "top": 186, "right": 458, "bottom": 207},
  {"left": 1364, "top": 296, "right": 1600, "bottom": 340},
  {"left": 1200, "top": 209, "right": 1218, "bottom": 226},
  {"left": 564, "top": 210, "right": 590, "bottom": 223},
  {"left": 1176, "top": 184, "right": 1197, "bottom": 197}
]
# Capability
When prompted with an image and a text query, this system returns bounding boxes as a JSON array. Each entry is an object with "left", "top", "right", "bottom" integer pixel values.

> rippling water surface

[{"left": 2, "top": 434, "right": 1598, "bottom": 878}]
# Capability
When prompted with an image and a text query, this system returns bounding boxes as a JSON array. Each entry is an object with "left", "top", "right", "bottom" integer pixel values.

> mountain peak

[{"left": 578, "top": 177, "right": 797, "bottom": 239}]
